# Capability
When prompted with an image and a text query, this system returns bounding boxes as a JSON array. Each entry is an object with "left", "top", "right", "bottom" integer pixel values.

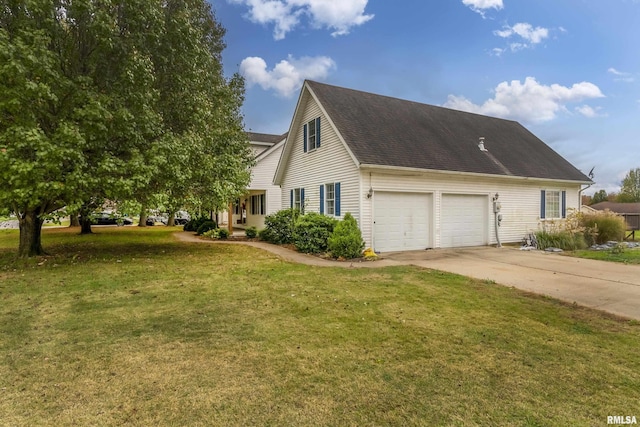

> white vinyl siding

[
  {"left": 360, "top": 169, "right": 581, "bottom": 249},
  {"left": 280, "top": 94, "right": 359, "bottom": 222},
  {"left": 242, "top": 140, "right": 284, "bottom": 229}
]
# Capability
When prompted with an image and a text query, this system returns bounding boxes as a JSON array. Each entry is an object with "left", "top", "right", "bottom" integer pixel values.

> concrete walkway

[{"left": 174, "top": 232, "right": 640, "bottom": 320}]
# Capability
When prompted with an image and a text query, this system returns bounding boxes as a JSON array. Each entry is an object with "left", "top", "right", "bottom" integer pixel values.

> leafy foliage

[
  {"left": 245, "top": 226, "right": 258, "bottom": 239},
  {"left": 196, "top": 220, "right": 217, "bottom": 236},
  {"left": 328, "top": 213, "right": 365, "bottom": 259},
  {"left": 537, "top": 209, "right": 626, "bottom": 249},
  {"left": 202, "top": 227, "right": 229, "bottom": 240},
  {"left": 292, "top": 213, "right": 338, "bottom": 254},
  {"left": 260, "top": 209, "right": 300, "bottom": 244},
  {"left": 580, "top": 211, "right": 626, "bottom": 244},
  {"left": 184, "top": 216, "right": 210, "bottom": 232},
  {"left": 590, "top": 190, "right": 608, "bottom": 205},
  {"left": 534, "top": 231, "right": 587, "bottom": 251},
  {"left": 620, "top": 168, "right": 640, "bottom": 202},
  {"left": 0, "top": 0, "right": 252, "bottom": 256}
]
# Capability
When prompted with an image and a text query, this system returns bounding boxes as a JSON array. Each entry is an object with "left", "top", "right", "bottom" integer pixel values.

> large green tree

[
  {"left": 134, "top": 0, "right": 253, "bottom": 226},
  {"left": 0, "top": 0, "right": 160, "bottom": 255},
  {"left": 619, "top": 168, "right": 640, "bottom": 202},
  {"left": 0, "top": 0, "right": 252, "bottom": 255}
]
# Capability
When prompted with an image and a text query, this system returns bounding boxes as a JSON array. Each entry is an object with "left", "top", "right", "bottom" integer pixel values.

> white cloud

[
  {"left": 229, "top": 0, "right": 373, "bottom": 40},
  {"left": 575, "top": 105, "right": 604, "bottom": 118},
  {"left": 240, "top": 55, "right": 336, "bottom": 97},
  {"left": 444, "top": 77, "right": 605, "bottom": 123},
  {"left": 494, "top": 22, "right": 550, "bottom": 52},
  {"left": 608, "top": 67, "right": 635, "bottom": 83},
  {"left": 462, "top": 0, "right": 503, "bottom": 15},
  {"left": 495, "top": 23, "right": 549, "bottom": 43}
]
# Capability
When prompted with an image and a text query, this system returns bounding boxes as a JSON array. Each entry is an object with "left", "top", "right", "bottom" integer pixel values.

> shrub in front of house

[
  {"left": 196, "top": 220, "right": 217, "bottom": 236},
  {"left": 328, "top": 213, "right": 365, "bottom": 259},
  {"left": 245, "top": 226, "right": 258, "bottom": 239},
  {"left": 260, "top": 208, "right": 300, "bottom": 244},
  {"left": 202, "top": 228, "right": 229, "bottom": 240},
  {"left": 293, "top": 212, "right": 338, "bottom": 253},
  {"left": 580, "top": 211, "right": 626, "bottom": 244},
  {"left": 184, "top": 216, "right": 209, "bottom": 232},
  {"left": 534, "top": 230, "right": 587, "bottom": 251}
]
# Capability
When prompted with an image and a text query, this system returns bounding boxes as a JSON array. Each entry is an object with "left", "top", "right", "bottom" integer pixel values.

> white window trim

[
  {"left": 294, "top": 188, "right": 303, "bottom": 212},
  {"left": 325, "top": 183, "right": 335, "bottom": 216},
  {"left": 545, "top": 190, "right": 561, "bottom": 219},
  {"left": 308, "top": 119, "right": 317, "bottom": 151}
]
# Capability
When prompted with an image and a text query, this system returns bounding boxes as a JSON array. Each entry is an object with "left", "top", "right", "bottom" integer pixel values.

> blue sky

[{"left": 209, "top": 0, "right": 640, "bottom": 195}]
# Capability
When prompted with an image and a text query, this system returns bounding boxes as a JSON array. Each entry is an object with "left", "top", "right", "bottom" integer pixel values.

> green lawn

[
  {"left": 1, "top": 227, "right": 639, "bottom": 426},
  {"left": 570, "top": 248, "right": 640, "bottom": 264}
]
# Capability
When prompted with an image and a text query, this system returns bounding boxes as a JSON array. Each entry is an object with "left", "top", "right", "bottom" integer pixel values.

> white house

[
  {"left": 229, "top": 132, "right": 286, "bottom": 229},
  {"left": 273, "top": 80, "right": 592, "bottom": 252}
]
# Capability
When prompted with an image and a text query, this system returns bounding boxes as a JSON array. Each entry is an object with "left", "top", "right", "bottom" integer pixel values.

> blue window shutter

[
  {"left": 290, "top": 189, "right": 293, "bottom": 209},
  {"left": 335, "top": 182, "right": 341, "bottom": 216},
  {"left": 301, "top": 188, "right": 305, "bottom": 213},
  {"left": 303, "top": 124, "right": 307, "bottom": 153},
  {"left": 561, "top": 191, "right": 566, "bottom": 218},
  {"left": 316, "top": 117, "right": 321, "bottom": 148},
  {"left": 540, "top": 190, "right": 546, "bottom": 219},
  {"left": 319, "top": 185, "right": 324, "bottom": 214}
]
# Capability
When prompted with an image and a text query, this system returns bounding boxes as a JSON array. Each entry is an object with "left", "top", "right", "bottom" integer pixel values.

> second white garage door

[
  {"left": 440, "top": 194, "right": 488, "bottom": 248},
  {"left": 374, "top": 192, "right": 432, "bottom": 252}
]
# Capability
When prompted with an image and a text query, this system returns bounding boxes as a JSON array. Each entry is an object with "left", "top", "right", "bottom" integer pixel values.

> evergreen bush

[
  {"left": 261, "top": 208, "right": 300, "bottom": 244},
  {"left": 245, "top": 226, "right": 258, "bottom": 239},
  {"left": 201, "top": 227, "right": 229, "bottom": 240},
  {"left": 293, "top": 212, "right": 338, "bottom": 253},
  {"left": 184, "top": 216, "right": 209, "bottom": 232},
  {"left": 196, "top": 220, "right": 217, "bottom": 236},
  {"left": 328, "top": 213, "right": 365, "bottom": 259}
]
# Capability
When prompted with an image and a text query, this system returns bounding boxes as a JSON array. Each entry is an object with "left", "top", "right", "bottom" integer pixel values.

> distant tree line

[{"left": 582, "top": 168, "right": 640, "bottom": 205}]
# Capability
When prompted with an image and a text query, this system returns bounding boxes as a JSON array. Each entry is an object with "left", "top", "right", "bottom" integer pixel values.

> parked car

[{"left": 91, "top": 212, "right": 133, "bottom": 226}]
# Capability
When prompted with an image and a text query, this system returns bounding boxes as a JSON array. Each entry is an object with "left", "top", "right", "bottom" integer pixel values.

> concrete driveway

[{"left": 383, "top": 247, "right": 640, "bottom": 320}]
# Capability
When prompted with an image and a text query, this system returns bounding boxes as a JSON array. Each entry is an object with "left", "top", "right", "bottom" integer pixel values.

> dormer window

[{"left": 303, "top": 118, "right": 321, "bottom": 152}]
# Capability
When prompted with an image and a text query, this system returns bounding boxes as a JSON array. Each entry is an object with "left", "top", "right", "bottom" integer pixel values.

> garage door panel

[
  {"left": 374, "top": 192, "right": 431, "bottom": 252},
  {"left": 441, "top": 194, "right": 487, "bottom": 248}
]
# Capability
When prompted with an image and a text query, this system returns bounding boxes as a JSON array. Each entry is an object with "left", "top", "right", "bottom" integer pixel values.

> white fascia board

[{"left": 359, "top": 164, "right": 593, "bottom": 185}]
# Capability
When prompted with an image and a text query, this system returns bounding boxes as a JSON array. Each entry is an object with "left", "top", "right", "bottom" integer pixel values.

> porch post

[{"left": 228, "top": 201, "right": 233, "bottom": 235}]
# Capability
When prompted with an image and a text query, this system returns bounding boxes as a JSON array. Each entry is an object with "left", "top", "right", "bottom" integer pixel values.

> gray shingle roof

[
  {"left": 591, "top": 202, "right": 640, "bottom": 214},
  {"left": 247, "top": 132, "right": 287, "bottom": 144},
  {"left": 307, "top": 80, "right": 590, "bottom": 182}
]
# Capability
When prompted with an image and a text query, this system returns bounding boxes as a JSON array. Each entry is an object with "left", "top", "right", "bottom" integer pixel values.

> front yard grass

[
  {"left": 1, "top": 227, "right": 639, "bottom": 426},
  {"left": 569, "top": 248, "right": 640, "bottom": 264}
]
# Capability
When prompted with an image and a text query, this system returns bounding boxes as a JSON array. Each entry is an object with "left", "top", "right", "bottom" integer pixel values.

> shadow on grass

[{"left": 0, "top": 227, "right": 222, "bottom": 269}]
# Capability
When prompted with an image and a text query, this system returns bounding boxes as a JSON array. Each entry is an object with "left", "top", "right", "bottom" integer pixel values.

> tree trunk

[
  {"left": 138, "top": 207, "right": 147, "bottom": 227},
  {"left": 78, "top": 206, "right": 93, "bottom": 234},
  {"left": 18, "top": 210, "right": 45, "bottom": 258},
  {"left": 80, "top": 216, "right": 93, "bottom": 234},
  {"left": 167, "top": 211, "right": 175, "bottom": 227},
  {"left": 69, "top": 213, "right": 80, "bottom": 227}
]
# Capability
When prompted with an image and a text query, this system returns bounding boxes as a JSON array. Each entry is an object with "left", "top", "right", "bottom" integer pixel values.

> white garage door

[
  {"left": 441, "top": 194, "right": 488, "bottom": 248},
  {"left": 374, "top": 192, "right": 431, "bottom": 252}
]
